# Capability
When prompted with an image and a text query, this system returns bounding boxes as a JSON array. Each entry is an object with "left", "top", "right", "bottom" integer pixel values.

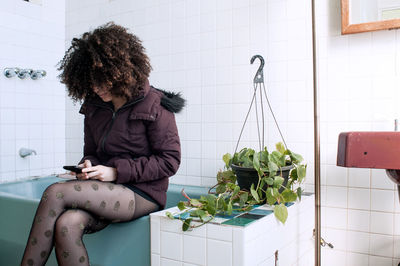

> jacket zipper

[
  {"left": 101, "top": 111, "right": 116, "bottom": 154},
  {"left": 90, "top": 96, "right": 145, "bottom": 154}
]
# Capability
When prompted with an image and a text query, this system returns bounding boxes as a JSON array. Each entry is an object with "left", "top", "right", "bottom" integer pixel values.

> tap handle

[
  {"left": 3, "top": 68, "right": 20, "bottom": 78},
  {"left": 30, "top": 70, "right": 46, "bottom": 80},
  {"left": 18, "top": 69, "right": 33, "bottom": 79}
]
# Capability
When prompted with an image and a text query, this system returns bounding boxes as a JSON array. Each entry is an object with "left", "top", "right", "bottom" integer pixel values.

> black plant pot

[{"left": 231, "top": 164, "right": 294, "bottom": 191}]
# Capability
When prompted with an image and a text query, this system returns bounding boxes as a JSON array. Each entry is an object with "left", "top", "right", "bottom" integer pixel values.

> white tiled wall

[
  {"left": 64, "top": 0, "right": 313, "bottom": 186},
  {"left": 63, "top": 0, "right": 400, "bottom": 264},
  {"left": 316, "top": 0, "right": 400, "bottom": 264},
  {"left": 0, "top": 0, "right": 66, "bottom": 182}
]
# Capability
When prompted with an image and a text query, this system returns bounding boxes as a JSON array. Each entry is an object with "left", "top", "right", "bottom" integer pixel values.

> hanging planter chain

[{"left": 234, "top": 55, "right": 287, "bottom": 154}]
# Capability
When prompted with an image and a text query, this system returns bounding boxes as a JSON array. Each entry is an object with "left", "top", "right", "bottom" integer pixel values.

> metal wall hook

[
  {"left": 250, "top": 55, "right": 265, "bottom": 83},
  {"left": 30, "top": 70, "right": 46, "bottom": 80},
  {"left": 235, "top": 55, "right": 287, "bottom": 153},
  {"left": 3, "top": 68, "right": 20, "bottom": 78},
  {"left": 18, "top": 69, "right": 33, "bottom": 79}
]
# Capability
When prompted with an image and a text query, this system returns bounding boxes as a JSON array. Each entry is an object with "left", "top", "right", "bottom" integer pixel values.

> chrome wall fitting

[
  {"left": 17, "top": 69, "right": 33, "bottom": 79},
  {"left": 30, "top": 70, "right": 46, "bottom": 80},
  {"left": 19, "top": 148, "right": 37, "bottom": 158},
  {"left": 3, "top": 68, "right": 20, "bottom": 78},
  {"left": 3, "top": 68, "right": 46, "bottom": 80}
]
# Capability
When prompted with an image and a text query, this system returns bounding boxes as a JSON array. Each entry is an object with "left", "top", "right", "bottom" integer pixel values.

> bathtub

[{"left": 0, "top": 176, "right": 209, "bottom": 266}]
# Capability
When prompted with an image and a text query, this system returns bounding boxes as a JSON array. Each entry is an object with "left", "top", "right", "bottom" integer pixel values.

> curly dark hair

[{"left": 58, "top": 22, "right": 152, "bottom": 102}]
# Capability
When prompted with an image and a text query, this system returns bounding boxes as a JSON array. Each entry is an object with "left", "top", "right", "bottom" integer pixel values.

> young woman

[{"left": 21, "top": 22, "right": 183, "bottom": 266}]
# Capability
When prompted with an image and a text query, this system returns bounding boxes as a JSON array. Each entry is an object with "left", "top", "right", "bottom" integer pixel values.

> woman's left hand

[{"left": 82, "top": 165, "right": 117, "bottom": 182}]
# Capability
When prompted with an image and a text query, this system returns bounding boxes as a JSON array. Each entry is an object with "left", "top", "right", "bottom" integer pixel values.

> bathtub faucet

[{"left": 19, "top": 148, "right": 37, "bottom": 158}]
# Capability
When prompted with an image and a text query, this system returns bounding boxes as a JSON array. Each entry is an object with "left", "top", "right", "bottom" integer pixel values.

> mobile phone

[{"left": 63, "top": 165, "right": 84, "bottom": 174}]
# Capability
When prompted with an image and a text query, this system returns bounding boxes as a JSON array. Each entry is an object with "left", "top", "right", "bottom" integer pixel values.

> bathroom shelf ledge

[{"left": 150, "top": 194, "right": 315, "bottom": 266}]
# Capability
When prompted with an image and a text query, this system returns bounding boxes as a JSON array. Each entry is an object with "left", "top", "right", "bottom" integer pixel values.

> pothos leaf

[
  {"left": 223, "top": 153, "right": 232, "bottom": 168},
  {"left": 266, "top": 187, "right": 276, "bottom": 205},
  {"left": 260, "top": 150, "right": 269, "bottom": 164},
  {"left": 242, "top": 157, "right": 253, "bottom": 168},
  {"left": 220, "top": 170, "right": 236, "bottom": 183},
  {"left": 260, "top": 178, "right": 265, "bottom": 191},
  {"left": 290, "top": 168, "right": 298, "bottom": 181},
  {"left": 216, "top": 184, "right": 226, "bottom": 194},
  {"left": 297, "top": 187, "right": 303, "bottom": 201},
  {"left": 253, "top": 152, "right": 261, "bottom": 171},
  {"left": 289, "top": 150, "right": 303, "bottom": 164},
  {"left": 273, "top": 175, "right": 285, "bottom": 188},
  {"left": 227, "top": 201, "right": 233, "bottom": 215},
  {"left": 268, "top": 161, "right": 278, "bottom": 174},
  {"left": 197, "top": 210, "right": 208, "bottom": 221},
  {"left": 250, "top": 184, "right": 260, "bottom": 203},
  {"left": 232, "top": 185, "right": 240, "bottom": 198},
  {"left": 231, "top": 153, "right": 237, "bottom": 165},
  {"left": 190, "top": 199, "right": 202, "bottom": 207},
  {"left": 207, "top": 204, "right": 216, "bottom": 215},
  {"left": 207, "top": 196, "right": 218, "bottom": 213},
  {"left": 264, "top": 176, "right": 274, "bottom": 186},
  {"left": 227, "top": 183, "right": 236, "bottom": 190},
  {"left": 189, "top": 210, "right": 200, "bottom": 217},
  {"left": 282, "top": 189, "right": 298, "bottom": 202},
  {"left": 216, "top": 171, "right": 223, "bottom": 183},
  {"left": 297, "top": 165, "right": 306, "bottom": 182},
  {"left": 245, "top": 148, "right": 255, "bottom": 158},
  {"left": 274, "top": 203, "right": 288, "bottom": 224},
  {"left": 276, "top": 142, "right": 286, "bottom": 155},
  {"left": 182, "top": 218, "right": 192, "bottom": 231},
  {"left": 278, "top": 154, "right": 286, "bottom": 167},
  {"left": 269, "top": 151, "right": 281, "bottom": 165},
  {"left": 239, "top": 192, "right": 248, "bottom": 207},
  {"left": 177, "top": 201, "right": 186, "bottom": 211},
  {"left": 166, "top": 211, "right": 174, "bottom": 219}
]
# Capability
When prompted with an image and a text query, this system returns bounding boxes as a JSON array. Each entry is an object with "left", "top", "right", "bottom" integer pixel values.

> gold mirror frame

[{"left": 341, "top": 0, "right": 400, "bottom": 34}]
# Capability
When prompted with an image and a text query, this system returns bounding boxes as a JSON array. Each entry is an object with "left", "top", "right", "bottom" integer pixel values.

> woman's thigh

[{"left": 45, "top": 180, "right": 136, "bottom": 222}]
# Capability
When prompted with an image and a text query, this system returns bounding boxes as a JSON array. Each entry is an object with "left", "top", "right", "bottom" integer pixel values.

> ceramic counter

[{"left": 150, "top": 194, "right": 315, "bottom": 266}]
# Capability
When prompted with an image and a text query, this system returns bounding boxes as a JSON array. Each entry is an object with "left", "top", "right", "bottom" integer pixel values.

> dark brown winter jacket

[{"left": 78, "top": 80, "right": 183, "bottom": 208}]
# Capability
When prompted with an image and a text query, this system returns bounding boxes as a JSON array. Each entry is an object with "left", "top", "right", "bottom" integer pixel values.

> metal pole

[{"left": 311, "top": 0, "right": 321, "bottom": 265}]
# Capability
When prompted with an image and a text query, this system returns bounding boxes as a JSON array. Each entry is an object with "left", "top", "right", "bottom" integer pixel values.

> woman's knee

[
  {"left": 42, "top": 182, "right": 66, "bottom": 202},
  {"left": 55, "top": 210, "right": 90, "bottom": 237}
]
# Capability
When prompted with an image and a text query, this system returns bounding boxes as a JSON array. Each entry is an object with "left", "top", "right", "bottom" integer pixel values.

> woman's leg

[
  {"left": 53, "top": 192, "right": 159, "bottom": 266},
  {"left": 20, "top": 180, "right": 158, "bottom": 266},
  {"left": 54, "top": 209, "right": 108, "bottom": 266}
]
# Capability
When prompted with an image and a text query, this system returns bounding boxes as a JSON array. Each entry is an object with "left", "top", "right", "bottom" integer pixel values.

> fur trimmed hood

[{"left": 157, "top": 89, "right": 186, "bottom": 113}]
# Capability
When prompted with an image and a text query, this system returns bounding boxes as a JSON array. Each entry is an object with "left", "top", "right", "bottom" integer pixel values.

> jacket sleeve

[
  {"left": 78, "top": 115, "right": 101, "bottom": 166},
  {"left": 111, "top": 108, "right": 181, "bottom": 184}
]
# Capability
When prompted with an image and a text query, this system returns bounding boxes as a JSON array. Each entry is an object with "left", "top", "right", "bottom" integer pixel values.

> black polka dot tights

[{"left": 20, "top": 180, "right": 158, "bottom": 266}]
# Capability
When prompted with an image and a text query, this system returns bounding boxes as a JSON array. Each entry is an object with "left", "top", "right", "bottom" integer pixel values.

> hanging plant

[
  {"left": 167, "top": 55, "right": 307, "bottom": 230},
  {"left": 166, "top": 142, "right": 307, "bottom": 231}
]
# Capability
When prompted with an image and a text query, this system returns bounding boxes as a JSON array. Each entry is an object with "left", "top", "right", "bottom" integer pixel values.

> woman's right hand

[{"left": 75, "top": 160, "right": 92, "bottom": 180}]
